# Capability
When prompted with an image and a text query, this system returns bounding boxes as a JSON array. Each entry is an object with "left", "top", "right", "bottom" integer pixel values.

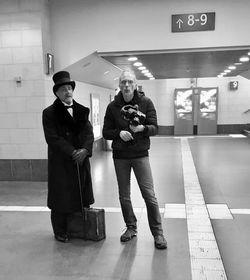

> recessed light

[
  {"left": 128, "top": 57, "right": 138, "bottom": 61},
  {"left": 235, "top": 62, "right": 242, "bottom": 65},
  {"left": 149, "top": 77, "right": 155, "bottom": 80},
  {"left": 138, "top": 66, "right": 146, "bottom": 70},
  {"left": 224, "top": 69, "right": 231, "bottom": 73},
  {"left": 141, "top": 70, "right": 149, "bottom": 73},
  {"left": 228, "top": 65, "right": 236, "bottom": 70},
  {"left": 239, "top": 56, "right": 249, "bottom": 62},
  {"left": 133, "top": 62, "right": 142, "bottom": 67}
]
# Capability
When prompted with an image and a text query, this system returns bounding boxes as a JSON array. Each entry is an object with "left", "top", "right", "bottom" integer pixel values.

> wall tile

[
  {"left": 10, "top": 12, "right": 41, "bottom": 30},
  {"left": 19, "top": 143, "right": 46, "bottom": 159},
  {"left": 0, "top": 114, "right": 17, "bottom": 129},
  {"left": 0, "top": 14, "right": 11, "bottom": 31},
  {"left": 0, "top": 129, "right": 10, "bottom": 143},
  {"left": 12, "top": 159, "right": 32, "bottom": 180},
  {"left": 32, "top": 46, "right": 43, "bottom": 63},
  {"left": 0, "top": 159, "right": 48, "bottom": 181},
  {"left": 33, "top": 79, "right": 45, "bottom": 96},
  {"left": 20, "top": 0, "right": 42, "bottom": 12},
  {"left": 38, "top": 144, "right": 47, "bottom": 159},
  {"left": 0, "top": 0, "right": 19, "bottom": 13},
  {"left": 22, "top": 64, "right": 44, "bottom": 79},
  {"left": 12, "top": 47, "right": 33, "bottom": 64},
  {"left": 44, "top": 79, "right": 54, "bottom": 96},
  {"left": 10, "top": 129, "right": 29, "bottom": 144},
  {"left": 0, "top": 48, "right": 12, "bottom": 64},
  {"left": 158, "top": 126, "right": 174, "bottom": 135},
  {"left": 28, "top": 12, "right": 42, "bottom": 29},
  {"left": 44, "top": 97, "right": 55, "bottom": 107},
  {"left": 7, "top": 97, "right": 27, "bottom": 112},
  {"left": 3, "top": 64, "right": 43, "bottom": 80},
  {"left": 0, "top": 66, "right": 3, "bottom": 80},
  {"left": 26, "top": 96, "right": 45, "bottom": 112},
  {"left": 0, "top": 160, "right": 12, "bottom": 180},
  {"left": 17, "top": 113, "right": 40, "bottom": 128},
  {"left": 2, "top": 31, "right": 22, "bottom": 47},
  {"left": 3, "top": 64, "right": 24, "bottom": 80},
  {"left": 14, "top": 80, "right": 34, "bottom": 97},
  {"left": 31, "top": 159, "right": 47, "bottom": 181},
  {"left": 0, "top": 144, "right": 19, "bottom": 159},
  {"left": 22, "top": 29, "right": 42, "bottom": 46},
  {"left": 28, "top": 129, "right": 45, "bottom": 144},
  {"left": 0, "top": 97, "right": 7, "bottom": 113}
]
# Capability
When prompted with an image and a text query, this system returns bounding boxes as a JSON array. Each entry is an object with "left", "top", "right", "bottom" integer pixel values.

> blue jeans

[{"left": 114, "top": 157, "right": 163, "bottom": 236}]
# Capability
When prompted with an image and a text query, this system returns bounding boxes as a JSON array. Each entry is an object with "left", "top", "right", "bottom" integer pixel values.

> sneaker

[
  {"left": 154, "top": 235, "right": 167, "bottom": 249},
  {"left": 120, "top": 226, "right": 137, "bottom": 242}
]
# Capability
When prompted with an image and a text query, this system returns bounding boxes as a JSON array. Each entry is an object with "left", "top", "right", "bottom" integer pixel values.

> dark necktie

[{"left": 65, "top": 105, "right": 73, "bottom": 109}]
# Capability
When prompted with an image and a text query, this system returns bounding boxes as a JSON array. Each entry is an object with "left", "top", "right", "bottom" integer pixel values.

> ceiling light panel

[
  {"left": 133, "top": 62, "right": 142, "bottom": 67},
  {"left": 239, "top": 56, "right": 249, "bottom": 62},
  {"left": 128, "top": 57, "right": 138, "bottom": 61}
]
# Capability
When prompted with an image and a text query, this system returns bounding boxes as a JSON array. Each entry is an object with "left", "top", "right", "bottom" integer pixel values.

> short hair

[{"left": 119, "top": 69, "right": 137, "bottom": 84}]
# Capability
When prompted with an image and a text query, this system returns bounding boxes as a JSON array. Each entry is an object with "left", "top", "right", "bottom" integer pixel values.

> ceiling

[
  {"left": 64, "top": 47, "right": 250, "bottom": 90},
  {"left": 99, "top": 47, "right": 250, "bottom": 80}
]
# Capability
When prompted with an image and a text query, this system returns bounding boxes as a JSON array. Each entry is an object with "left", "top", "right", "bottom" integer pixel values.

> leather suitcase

[{"left": 67, "top": 208, "right": 106, "bottom": 241}]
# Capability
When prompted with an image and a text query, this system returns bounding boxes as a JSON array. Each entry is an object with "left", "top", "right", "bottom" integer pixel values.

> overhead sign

[
  {"left": 229, "top": 81, "right": 239, "bottom": 90},
  {"left": 172, "top": 12, "right": 215, "bottom": 32}
]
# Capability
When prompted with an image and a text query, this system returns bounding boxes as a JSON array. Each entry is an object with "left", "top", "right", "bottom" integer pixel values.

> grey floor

[{"left": 0, "top": 135, "right": 250, "bottom": 280}]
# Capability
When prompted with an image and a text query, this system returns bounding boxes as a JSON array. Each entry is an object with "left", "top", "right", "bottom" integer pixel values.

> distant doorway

[{"left": 174, "top": 87, "right": 218, "bottom": 135}]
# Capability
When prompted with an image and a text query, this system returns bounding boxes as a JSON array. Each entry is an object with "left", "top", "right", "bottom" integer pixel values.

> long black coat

[{"left": 42, "top": 98, "right": 94, "bottom": 212}]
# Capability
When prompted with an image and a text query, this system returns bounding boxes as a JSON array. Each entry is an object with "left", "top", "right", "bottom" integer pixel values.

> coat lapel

[
  {"left": 53, "top": 98, "right": 89, "bottom": 134},
  {"left": 53, "top": 98, "right": 75, "bottom": 129}
]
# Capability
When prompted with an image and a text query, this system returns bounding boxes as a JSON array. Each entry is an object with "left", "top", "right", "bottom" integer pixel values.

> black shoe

[
  {"left": 120, "top": 226, "right": 137, "bottom": 242},
  {"left": 54, "top": 234, "right": 69, "bottom": 243},
  {"left": 154, "top": 235, "right": 167, "bottom": 249}
]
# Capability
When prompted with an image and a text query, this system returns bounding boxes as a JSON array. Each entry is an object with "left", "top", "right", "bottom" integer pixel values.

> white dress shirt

[{"left": 62, "top": 101, "right": 73, "bottom": 117}]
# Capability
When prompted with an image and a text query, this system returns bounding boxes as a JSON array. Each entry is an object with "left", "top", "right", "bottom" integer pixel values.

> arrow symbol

[{"left": 176, "top": 18, "right": 183, "bottom": 28}]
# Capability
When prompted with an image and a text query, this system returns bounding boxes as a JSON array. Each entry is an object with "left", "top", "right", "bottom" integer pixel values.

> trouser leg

[
  {"left": 114, "top": 159, "right": 137, "bottom": 228},
  {"left": 50, "top": 210, "right": 68, "bottom": 235},
  {"left": 132, "top": 157, "right": 163, "bottom": 236}
]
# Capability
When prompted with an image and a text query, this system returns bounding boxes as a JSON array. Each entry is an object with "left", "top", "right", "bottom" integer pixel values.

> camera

[{"left": 121, "top": 104, "right": 146, "bottom": 126}]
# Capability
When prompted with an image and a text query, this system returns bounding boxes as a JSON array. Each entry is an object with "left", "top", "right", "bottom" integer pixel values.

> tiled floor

[{"left": 1, "top": 135, "right": 250, "bottom": 280}]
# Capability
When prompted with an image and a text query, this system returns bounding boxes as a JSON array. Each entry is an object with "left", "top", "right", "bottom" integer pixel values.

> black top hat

[{"left": 52, "top": 71, "right": 76, "bottom": 94}]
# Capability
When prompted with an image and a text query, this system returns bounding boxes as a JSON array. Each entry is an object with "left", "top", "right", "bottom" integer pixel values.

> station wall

[{"left": 1, "top": 0, "right": 250, "bottom": 180}]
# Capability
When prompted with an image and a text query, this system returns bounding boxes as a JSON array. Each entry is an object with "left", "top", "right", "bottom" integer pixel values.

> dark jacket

[
  {"left": 102, "top": 90, "right": 158, "bottom": 159},
  {"left": 42, "top": 98, "right": 94, "bottom": 212}
]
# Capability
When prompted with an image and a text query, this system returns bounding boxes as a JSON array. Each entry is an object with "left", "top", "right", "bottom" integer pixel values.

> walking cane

[{"left": 76, "top": 162, "right": 87, "bottom": 238}]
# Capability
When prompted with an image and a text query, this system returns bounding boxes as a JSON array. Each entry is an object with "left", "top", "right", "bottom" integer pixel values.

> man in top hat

[{"left": 42, "top": 71, "right": 94, "bottom": 242}]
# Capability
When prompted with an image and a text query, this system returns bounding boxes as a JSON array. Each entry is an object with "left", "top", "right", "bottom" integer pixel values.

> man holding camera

[{"left": 102, "top": 70, "right": 167, "bottom": 249}]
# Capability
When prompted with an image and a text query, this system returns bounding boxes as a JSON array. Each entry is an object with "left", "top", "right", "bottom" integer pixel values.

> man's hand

[
  {"left": 129, "top": 125, "right": 145, "bottom": 133},
  {"left": 119, "top": 130, "right": 134, "bottom": 142},
  {"left": 72, "top": 148, "right": 88, "bottom": 165}
]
